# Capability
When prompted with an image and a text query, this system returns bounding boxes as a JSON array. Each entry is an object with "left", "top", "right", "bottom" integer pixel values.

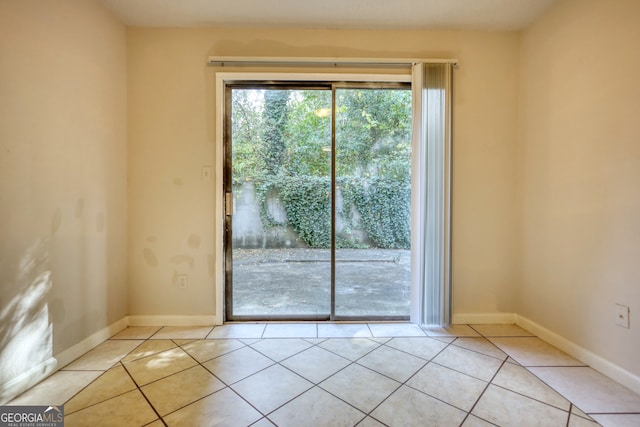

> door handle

[{"left": 225, "top": 193, "right": 233, "bottom": 216}]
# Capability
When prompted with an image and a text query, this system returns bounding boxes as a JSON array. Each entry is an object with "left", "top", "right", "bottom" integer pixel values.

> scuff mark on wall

[
  {"left": 146, "top": 236, "right": 157, "bottom": 243},
  {"left": 96, "top": 213, "right": 105, "bottom": 232},
  {"left": 170, "top": 254, "right": 194, "bottom": 269},
  {"left": 187, "top": 234, "right": 201, "bottom": 249},
  {"left": 173, "top": 178, "right": 183, "bottom": 186},
  {"left": 208, "top": 254, "right": 214, "bottom": 278},
  {"left": 143, "top": 248, "right": 158, "bottom": 267}
]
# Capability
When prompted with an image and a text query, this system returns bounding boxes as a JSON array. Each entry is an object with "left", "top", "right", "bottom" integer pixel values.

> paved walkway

[{"left": 230, "top": 248, "right": 410, "bottom": 318}]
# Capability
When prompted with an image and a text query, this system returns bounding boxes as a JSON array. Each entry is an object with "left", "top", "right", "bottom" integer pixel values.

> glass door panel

[
  {"left": 334, "top": 88, "right": 412, "bottom": 318},
  {"left": 227, "top": 87, "right": 332, "bottom": 319}
]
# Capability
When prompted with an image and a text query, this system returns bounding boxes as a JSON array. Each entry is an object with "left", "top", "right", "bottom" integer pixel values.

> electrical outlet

[
  {"left": 615, "top": 304, "right": 630, "bottom": 329},
  {"left": 177, "top": 274, "right": 188, "bottom": 289}
]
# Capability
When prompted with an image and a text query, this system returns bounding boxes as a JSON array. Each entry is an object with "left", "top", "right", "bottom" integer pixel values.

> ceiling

[{"left": 98, "top": 0, "right": 556, "bottom": 31}]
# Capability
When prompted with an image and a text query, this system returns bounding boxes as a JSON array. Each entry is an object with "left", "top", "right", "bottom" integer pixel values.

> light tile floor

[{"left": 8, "top": 323, "right": 640, "bottom": 426}]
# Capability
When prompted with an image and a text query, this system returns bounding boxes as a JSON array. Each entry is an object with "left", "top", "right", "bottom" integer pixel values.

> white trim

[
  {"left": 5, "top": 313, "right": 640, "bottom": 404},
  {"left": 55, "top": 317, "right": 129, "bottom": 369},
  {"left": 0, "top": 357, "right": 57, "bottom": 405},
  {"left": 409, "top": 64, "right": 424, "bottom": 324},
  {"left": 453, "top": 312, "right": 517, "bottom": 324},
  {"left": 1, "top": 317, "right": 128, "bottom": 403},
  {"left": 208, "top": 56, "right": 459, "bottom": 67},
  {"left": 215, "top": 73, "right": 225, "bottom": 325},
  {"left": 517, "top": 315, "right": 640, "bottom": 395},
  {"left": 216, "top": 72, "right": 410, "bottom": 84},
  {"left": 215, "top": 71, "right": 413, "bottom": 322},
  {"left": 128, "top": 315, "right": 218, "bottom": 327}
]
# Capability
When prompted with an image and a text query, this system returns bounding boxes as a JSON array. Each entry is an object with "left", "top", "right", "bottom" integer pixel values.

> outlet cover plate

[{"left": 615, "top": 304, "right": 630, "bottom": 328}]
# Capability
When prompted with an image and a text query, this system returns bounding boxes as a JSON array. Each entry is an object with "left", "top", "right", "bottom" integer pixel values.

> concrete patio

[{"left": 230, "top": 248, "right": 410, "bottom": 318}]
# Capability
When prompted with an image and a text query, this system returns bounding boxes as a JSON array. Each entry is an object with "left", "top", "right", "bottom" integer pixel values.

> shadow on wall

[{"left": 0, "top": 238, "right": 54, "bottom": 404}]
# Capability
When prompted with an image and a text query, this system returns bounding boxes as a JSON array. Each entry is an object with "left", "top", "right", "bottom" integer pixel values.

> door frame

[{"left": 214, "top": 72, "right": 411, "bottom": 324}]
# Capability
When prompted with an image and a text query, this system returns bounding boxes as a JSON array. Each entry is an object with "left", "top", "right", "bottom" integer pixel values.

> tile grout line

[
  {"left": 458, "top": 357, "right": 508, "bottom": 426},
  {"left": 130, "top": 334, "right": 254, "bottom": 422},
  {"left": 458, "top": 325, "right": 496, "bottom": 426},
  {"left": 485, "top": 328, "right": 631, "bottom": 425},
  {"left": 61, "top": 336, "right": 156, "bottom": 414},
  {"left": 423, "top": 341, "right": 508, "bottom": 384},
  {"left": 61, "top": 368, "right": 110, "bottom": 415},
  {"left": 248, "top": 340, "right": 314, "bottom": 363},
  {"left": 222, "top": 338, "right": 367, "bottom": 424},
  {"left": 64, "top": 382, "right": 145, "bottom": 418},
  {"left": 21, "top": 324, "right": 638, "bottom": 426},
  {"left": 150, "top": 338, "right": 266, "bottom": 423},
  {"left": 448, "top": 342, "right": 507, "bottom": 362},
  {"left": 359, "top": 336, "right": 459, "bottom": 424},
  {"left": 489, "top": 382, "right": 574, "bottom": 415},
  {"left": 463, "top": 324, "right": 575, "bottom": 426},
  {"left": 119, "top": 360, "right": 168, "bottom": 427},
  {"left": 519, "top": 364, "right": 604, "bottom": 421},
  {"left": 387, "top": 337, "right": 502, "bottom": 418},
  {"left": 317, "top": 338, "right": 384, "bottom": 363},
  {"left": 275, "top": 330, "right": 505, "bottom": 422},
  {"left": 471, "top": 324, "right": 597, "bottom": 422},
  {"left": 251, "top": 337, "right": 394, "bottom": 425}
]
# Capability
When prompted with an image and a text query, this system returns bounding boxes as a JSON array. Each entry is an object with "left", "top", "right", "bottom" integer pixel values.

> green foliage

[
  {"left": 231, "top": 90, "right": 263, "bottom": 182},
  {"left": 257, "top": 176, "right": 410, "bottom": 249},
  {"left": 284, "top": 90, "right": 332, "bottom": 177},
  {"left": 231, "top": 87, "right": 412, "bottom": 249},
  {"left": 261, "top": 176, "right": 332, "bottom": 248},
  {"left": 341, "top": 177, "right": 411, "bottom": 249},
  {"left": 336, "top": 89, "right": 412, "bottom": 180},
  {"left": 262, "top": 90, "right": 289, "bottom": 175}
]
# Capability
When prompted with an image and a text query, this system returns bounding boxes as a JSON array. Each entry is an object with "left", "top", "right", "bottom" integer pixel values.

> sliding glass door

[
  {"left": 334, "top": 87, "right": 412, "bottom": 318},
  {"left": 226, "top": 86, "right": 332, "bottom": 319},
  {"left": 224, "top": 83, "right": 411, "bottom": 321}
]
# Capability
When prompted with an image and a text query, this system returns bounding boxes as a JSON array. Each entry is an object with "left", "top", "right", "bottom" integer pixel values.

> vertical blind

[{"left": 410, "top": 63, "right": 453, "bottom": 326}]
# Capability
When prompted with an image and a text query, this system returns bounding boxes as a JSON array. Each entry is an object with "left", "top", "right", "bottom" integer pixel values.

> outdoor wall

[
  {"left": 0, "top": 0, "right": 127, "bottom": 401},
  {"left": 127, "top": 27, "right": 520, "bottom": 318},
  {"left": 518, "top": 0, "right": 640, "bottom": 377}
]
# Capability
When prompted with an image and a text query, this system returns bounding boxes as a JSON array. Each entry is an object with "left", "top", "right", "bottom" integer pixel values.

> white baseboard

[
  {"left": 0, "top": 357, "right": 57, "bottom": 405},
  {"left": 452, "top": 312, "right": 517, "bottom": 324},
  {"left": 0, "top": 317, "right": 128, "bottom": 404},
  {"left": 55, "top": 317, "right": 130, "bottom": 369},
  {"left": 6, "top": 312, "right": 639, "bottom": 405},
  {"left": 128, "top": 315, "right": 218, "bottom": 327},
  {"left": 516, "top": 315, "right": 640, "bottom": 396}
]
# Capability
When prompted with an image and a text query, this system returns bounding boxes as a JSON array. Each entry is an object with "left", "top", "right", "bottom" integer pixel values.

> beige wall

[
  {"left": 126, "top": 27, "right": 520, "bottom": 317},
  {"left": 3, "top": 0, "right": 637, "bottom": 402},
  {"left": 0, "top": 0, "right": 127, "bottom": 399},
  {"left": 518, "top": 0, "right": 640, "bottom": 376}
]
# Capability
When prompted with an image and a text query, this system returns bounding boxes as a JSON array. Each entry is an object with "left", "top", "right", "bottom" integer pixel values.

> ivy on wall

[
  {"left": 342, "top": 177, "right": 410, "bottom": 249},
  {"left": 257, "top": 176, "right": 410, "bottom": 249}
]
